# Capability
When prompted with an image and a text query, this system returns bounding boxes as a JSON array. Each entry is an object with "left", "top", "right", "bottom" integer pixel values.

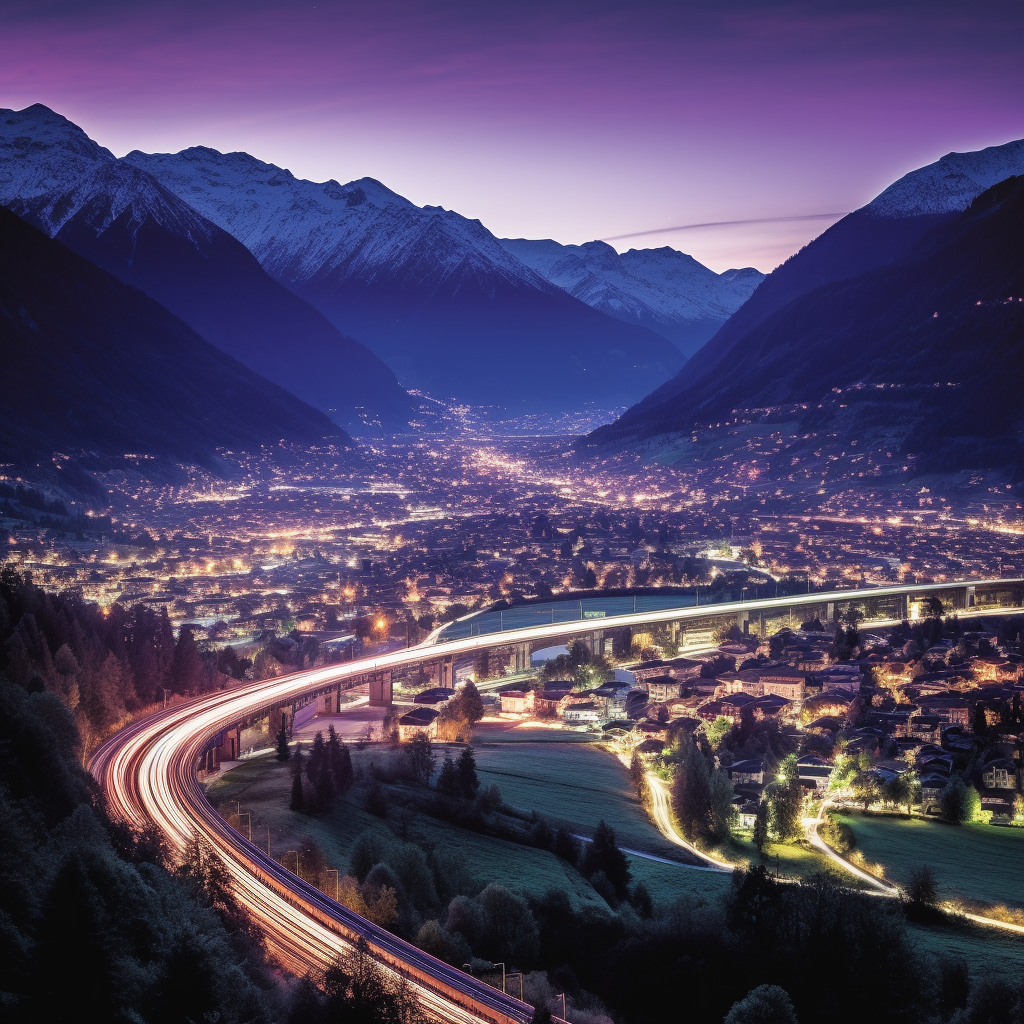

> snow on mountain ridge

[
  {"left": 865, "top": 138, "right": 1024, "bottom": 218},
  {"left": 125, "top": 146, "right": 558, "bottom": 297},
  {"left": 499, "top": 235, "right": 763, "bottom": 355},
  {"left": 0, "top": 104, "right": 216, "bottom": 249}
]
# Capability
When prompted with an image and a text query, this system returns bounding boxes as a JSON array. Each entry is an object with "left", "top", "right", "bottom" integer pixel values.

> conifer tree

[
  {"left": 275, "top": 719, "right": 290, "bottom": 762},
  {"left": 290, "top": 742, "right": 305, "bottom": 811},
  {"left": 457, "top": 745, "right": 480, "bottom": 798},
  {"left": 437, "top": 754, "right": 460, "bottom": 795}
]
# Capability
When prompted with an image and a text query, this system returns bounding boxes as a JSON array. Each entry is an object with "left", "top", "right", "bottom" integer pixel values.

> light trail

[
  {"left": 806, "top": 797, "right": 896, "bottom": 894},
  {"left": 645, "top": 774, "right": 735, "bottom": 871},
  {"left": 807, "top": 798, "right": 1024, "bottom": 935},
  {"left": 91, "top": 579, "right": 1024, "bottom": 1021}
]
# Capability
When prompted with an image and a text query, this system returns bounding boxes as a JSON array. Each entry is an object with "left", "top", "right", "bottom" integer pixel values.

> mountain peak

[
  {"left": 2, "top": 103, "right": 115, "bottom": 163},
  {"left": 500, "top": 235, "right": 763, "bottom": 357},
  {"left": 865, "top": 137, "right": 1024, "bottom": 218}
]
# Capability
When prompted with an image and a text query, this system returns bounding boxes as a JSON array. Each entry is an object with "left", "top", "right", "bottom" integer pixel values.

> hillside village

[{"left": 401, "top": 612, "right": 1024, "bottom": 834}]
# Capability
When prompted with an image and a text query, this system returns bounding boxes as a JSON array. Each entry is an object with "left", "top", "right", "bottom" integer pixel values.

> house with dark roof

[
  {"left": 398, "top": 706, "right": 439, "bottom": 742},
  {"left": 727, "top": 759, "right": 765, "bottom": 785}
]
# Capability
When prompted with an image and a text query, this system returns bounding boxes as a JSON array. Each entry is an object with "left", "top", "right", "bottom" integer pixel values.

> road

[
  {"left": 91, "top": 668, "right": 538, "bottom": 1024},
  {"left": 806, "top": 797, "right": 1024, "bottom": 935},
  {"left": 90, "top": 581, "right": 1024, "bottom": 1021},
  {"left": 644, "top": 774, "right": 736, "bottom": 872}
]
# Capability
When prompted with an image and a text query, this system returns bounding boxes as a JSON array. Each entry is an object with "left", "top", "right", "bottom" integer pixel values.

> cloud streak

[
  {"left": 2, "top": 1, "right": 1022, "bottom": 270},
  {"left": 602, "top": 212, "right": 850, "bottom": 242}
]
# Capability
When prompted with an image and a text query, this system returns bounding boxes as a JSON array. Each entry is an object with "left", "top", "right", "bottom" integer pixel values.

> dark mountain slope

[
  {"left": 626, "top": 138, "right": 1024, "bottom": 418},
  {"left": 584, "top": 178, "right": 1024, "bottom": 477},
  {"left": 126, "top": 147, "right": 685, "bottom": 411},
  {"left": 677, "top": 210, "right": 953, "bottom": 382},
  {"left": 298, "top": 267, "right": 685, "bottom": 409},
  {"left": 0, "top": 105, "right": 412, "bottom": 431},
  {"left": 0, "top": 207, "right": 342, "bottom": 474}
]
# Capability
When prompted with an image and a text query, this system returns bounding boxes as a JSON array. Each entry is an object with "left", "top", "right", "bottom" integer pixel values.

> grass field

[
  {"left": 470, "top": 741, "right": 690, "bottom": 862},
  {"left": 627, "top": 858, "right": 734, "bottom": 905},
  {"left": 207, "top": 752, "right": 1024, "bottom": 976},
  {"left": 909, "top": 919, "right": 1024, "bottom": 977},
  {"left": 839, "top": 813, "right": 1024, "bottom": 909},
  {"left": 209, "top": 755, "right": 613, "bottom": 910},
  {"left": 472, "top": 724, "right": 599, "bottom": 744},
  {"left": 207, "top": 741, "right": 726, "bottom": 909},
  {"left": 724, "top": 835, "right": 840, "bottom": 882}
]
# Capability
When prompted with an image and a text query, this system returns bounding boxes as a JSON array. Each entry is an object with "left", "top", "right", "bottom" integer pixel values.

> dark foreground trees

[{"left": 0, "top": 673, "right": 277, "bottom": 1022}]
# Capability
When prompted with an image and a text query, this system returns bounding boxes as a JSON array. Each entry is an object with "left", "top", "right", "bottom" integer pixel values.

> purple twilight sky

[{"left": 2, "top": 0, "right": 1023, "bottom": 271}]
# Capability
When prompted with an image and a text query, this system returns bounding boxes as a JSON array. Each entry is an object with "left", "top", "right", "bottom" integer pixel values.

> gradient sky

[{"left": 3, "top": 0, "right": 1023, "bottom": 271}]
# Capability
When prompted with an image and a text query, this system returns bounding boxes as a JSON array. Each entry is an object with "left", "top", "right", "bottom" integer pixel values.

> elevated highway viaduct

[{"left": 91, "top": 577, "right": 1024, "bottom": 1022}]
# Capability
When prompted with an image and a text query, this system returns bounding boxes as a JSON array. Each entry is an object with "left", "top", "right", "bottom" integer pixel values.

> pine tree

[
  {"left": 172, "top": 626, "right": 204, "bottom": 695},
  {"left": 753, "top": 801, "right": 770, "bottom": 857},
  {"left": 307, "top": 730, "right": 326, "bottom": 788},
  {"left": 312, "top": 756, "right": 335, "bottom": 812},
  {"left": 459, "top": 681, "right": 485, "bottom": 725},
  {"left": 583, "top": 820, "right": 631, "bottom": 900},
  {"left": 290, "top": 743, "right": 305, "bottom": 811},
  {"left": 671, "top": 738, "right": 713, "bottom": 842},
  {"left": 437, "top": 755, "right": 460, "bottom": 796},
  {"left": 457, "top": 745, "right": 480, "bottom": 798},
  {"left": 275, "top": 719, "right": 290, "bottom": 762},
  {"left": 335, "top": 741, "right": 354, "bottom": 794}
]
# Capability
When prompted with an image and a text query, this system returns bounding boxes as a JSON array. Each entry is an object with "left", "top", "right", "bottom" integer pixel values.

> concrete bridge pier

[
  {"left": 369, "top": 671, "right": 393, "bottom": 707},
  {"left": 439, "top": 657, "right": 455, "bottom": 689},
  {"left": 216, "top": 726, "right": 240, "bottom": 762},
  {"left": 512, "top": 642, "right": 530, "bottom": 673}
]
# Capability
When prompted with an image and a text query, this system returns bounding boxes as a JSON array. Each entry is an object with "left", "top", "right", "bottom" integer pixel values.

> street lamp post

[
  {"left": 325, "top": 868, "right": 339, "bottom": 902},
  {"left": 507, "top": 972, "right": 524, "bottom": 1001},
  {"left": 492, "top": 963, "right": 506, "bottom": 993},
  {"left": 285, "top": 850, "right": 300, "bottom": 876},
  {"left": 557, "top": 993, "right": 566, "bottom": 1020}
]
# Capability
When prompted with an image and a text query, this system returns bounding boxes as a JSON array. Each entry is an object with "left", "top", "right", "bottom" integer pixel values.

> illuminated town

[
  {"left": 5, "top": 429, "right": 1022, "bottom": 648},
  {"left": 3, "top": 3, "right": 1024, "bottom": 1023}
]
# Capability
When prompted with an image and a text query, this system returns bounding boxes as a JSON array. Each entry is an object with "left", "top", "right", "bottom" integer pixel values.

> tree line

[{"left": 0, "top": 568, "right": 229, "bottom": 751}]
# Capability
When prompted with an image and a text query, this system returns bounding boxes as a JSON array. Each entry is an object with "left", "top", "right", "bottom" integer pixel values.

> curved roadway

[{"left": 90, "top": 581, "right": 1024, "bottom": 1021}]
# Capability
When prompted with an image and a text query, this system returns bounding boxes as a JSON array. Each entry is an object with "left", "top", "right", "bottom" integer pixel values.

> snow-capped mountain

[
  {"left": 585, "top": 174, "right": 1024, "bottom": 482},
  {"left": 125, "top": 147, "right": 684, "bottom": 411},
  {"left": 587, "top": 136, "right": 1024, "bottom": 457},
  {"left": 499, "top": 237, "right": 763, "bottom": 356},
  {"left": 673, "top": 134, "right": 1024, "bottom": 389},
  {"left": 0, "top": 104, "right": 413, "bottom": 431},
  {"left": 126, "top": 149, "right": 552, "bottom": 294},
  {"left": 866, "top": 139, "right": 1024, "bottom": 218}
]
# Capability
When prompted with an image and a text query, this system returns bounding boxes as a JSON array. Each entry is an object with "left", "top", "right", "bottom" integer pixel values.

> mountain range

[
  {"left": 618, "top": 137, "right": 1024, "bottom": 414},
  {"left": 124, "top": 147, "right": 687, "bottom": 411},
  {"left": 0, "top": 205, "right": 341, "bottom": 487},
  {"left": 0, "top": 104, "right": 412, "bottom": 432},
  {"left": 498, "top": 238, "right": 762, "bottom": 357},
  {"left": 585, "top": 154, "right": 1024, "bottom": 481}
]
